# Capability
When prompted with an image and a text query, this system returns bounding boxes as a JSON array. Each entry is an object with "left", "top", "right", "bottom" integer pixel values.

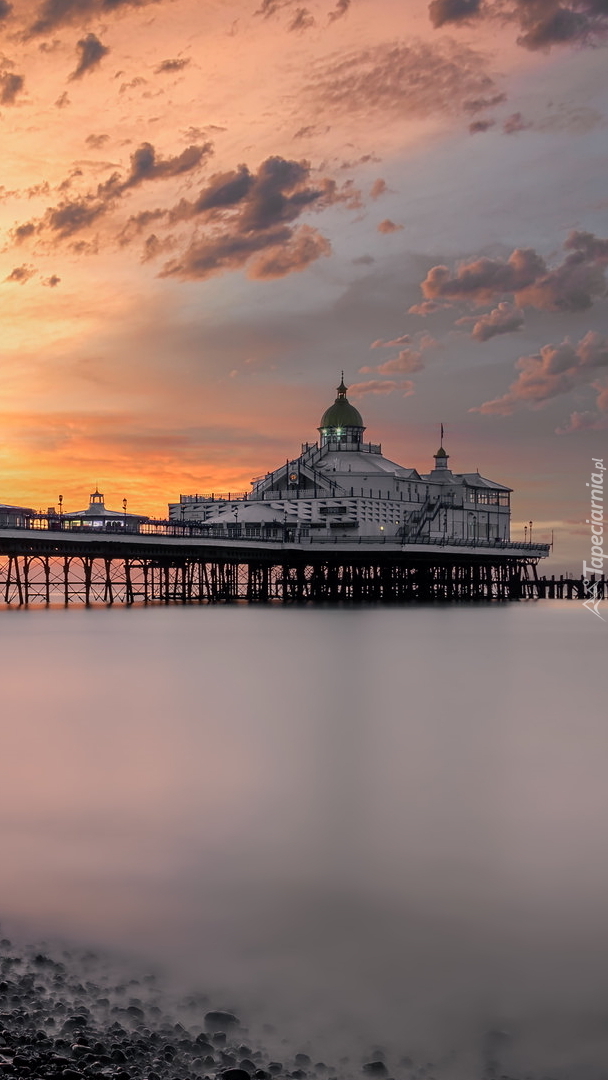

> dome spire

[{"left": 319, "top": 377, "right": 365, "bottom": 446}]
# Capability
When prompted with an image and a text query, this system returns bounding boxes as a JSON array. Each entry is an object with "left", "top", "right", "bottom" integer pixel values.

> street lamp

[
  {"left": 524, "top": 524, "right": 528, "bottom": 542},
  {"left": 529, "top": 520, "right": 533, "bottom": 544},
  {"left": 58, "top": 494, "right": 63, "bottom": 529},
  {"left": 123, "top": 497, "right": 127, "bottom": 530}
]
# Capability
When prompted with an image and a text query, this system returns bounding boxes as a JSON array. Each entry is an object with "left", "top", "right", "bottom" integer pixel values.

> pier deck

[{"left": 0, "top": 524, "right": 575, "bottom": 605}]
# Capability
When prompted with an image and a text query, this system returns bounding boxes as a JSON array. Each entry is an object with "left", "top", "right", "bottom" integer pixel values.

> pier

[{"left": 0, "top": 521, "right": 573, "bottom": 605}]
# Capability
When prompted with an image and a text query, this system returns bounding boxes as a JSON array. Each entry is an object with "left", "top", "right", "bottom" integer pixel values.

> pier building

[{"left": 169, "top": 378, "right": 512, "bottom": 544}]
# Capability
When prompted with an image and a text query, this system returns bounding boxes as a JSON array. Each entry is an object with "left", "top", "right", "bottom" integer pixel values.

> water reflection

[{"left": 1, "top": 603, "right": 606, "bottom": 1075}]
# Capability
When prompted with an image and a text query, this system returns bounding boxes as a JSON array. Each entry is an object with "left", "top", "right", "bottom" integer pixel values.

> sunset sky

[{"left": 1, "top": 0, "right": 606, "bottom": 568}]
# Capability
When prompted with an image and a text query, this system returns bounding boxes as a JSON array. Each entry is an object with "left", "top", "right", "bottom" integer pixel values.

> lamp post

[
  {"left": 58, "top": 494, "right": 63, "bottom": 529},
  {"left": 524, "top": 524, "right": 528, "bottom": 543},
  {"left": 529, "top": 520, "right": 533, "bottom": 544},
  {"left": 123, "top": 497, "right": 127, "bottom": 531}
]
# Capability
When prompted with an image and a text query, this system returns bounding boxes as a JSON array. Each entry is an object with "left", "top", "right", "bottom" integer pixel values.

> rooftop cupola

[
  {"left": 430, "top": 426, "right": 453, "bottom": 482},
  {"left": 319, "top": 375, "right": 365, "bottom": 446},
  {"left": 433, "top": 425, "right": 450, "bottom": 469},
  {"left": 89, "top": 488, "right": 105, "bottom": 508}
]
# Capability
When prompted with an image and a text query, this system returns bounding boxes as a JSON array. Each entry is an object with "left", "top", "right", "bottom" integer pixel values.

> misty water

[{"left": 1, "top": 601, "right": 607, "bottom": 1078}]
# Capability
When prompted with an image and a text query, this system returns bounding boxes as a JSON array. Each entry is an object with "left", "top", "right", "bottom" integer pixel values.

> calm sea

[{"left": 1, "top": 601, "right": 606, "bottom": 1077}]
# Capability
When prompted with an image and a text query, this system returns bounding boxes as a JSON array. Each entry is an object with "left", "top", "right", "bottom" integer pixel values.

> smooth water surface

[{"left": 1, "top": 602, "right": 606, "bottom": 1075}]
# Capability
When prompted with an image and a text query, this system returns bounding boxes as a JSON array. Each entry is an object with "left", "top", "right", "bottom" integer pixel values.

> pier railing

[{"left": 0, "top": 516, "right": 550, "bottom": 555}]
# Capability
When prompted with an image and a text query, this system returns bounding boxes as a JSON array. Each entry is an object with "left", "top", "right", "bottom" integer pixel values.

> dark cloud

[
  {"left": 12, "top": 222, "right": 37, "bottom": 243},
  {"left": 328, "top": 0, "right": 351, "bottom": 20},
  {"left": 254, "top": 0, "right": 295, "bottom": 17},
  {"left": 0, "top": 0, "right": 13, "bottom": 20},
  {"left": 55, "top": 90, "right": 69, "bottom": 107},
  {"left": 247, "top": 224, "right": 331, "bottom": 279},
  {"left": 42, "top": 274, "right": 61, "bottom": 286},
  {"left": 463, "top": 92, "right": 507, "bottom": 113},
  {"left": 166, "top": 156, "right": 354, "bottom": 230},
  {"left": 419, "top": 230, "right": 608, "bottom": 312},
  {"left": 289, "top": 7, "right": 315, "bottom": 29},
  {"left": 85, "top": 132, "right": 110, "bottom": 148},
  {"left": 303, "top": 39, "right": 501, "bottom": 123},
  {"left": 140, "top": 232, "right": 175, "bottom": 261},
  {"left": 503, "top": 111, "right": 532, "bottom": 134},
  {"left": 28, "top": 0, "right": 161, "bottom": 36},
  {"left": 69, "top": 33, "right": 109, "bottom": 80},
  {"left": 474, "top": 331, "right": 608, "bottom": 415},
  {"left": 428, "top": 0, "right": 608, "bottom": 50},
  {"left": 377, "top": 218, "right": 403, "bottom": 233},
  {"left": 122, "top": 141, "right": 212, "bottom": 187},
  {"left": 0, "top": 72, "right": 24, "bottom": 104},
  {"left": 4, "top": 264, "right": 35, "bottom": 283},
  {"left": 456, "top": 301, "right": 525, "bottom": 340},
  {"left": 14, "top": 140, "right": 211, "bottom": 242},
  {"left": 158, "top": 156, "right": 350, "bottom": 281},
  {"left": 468, "top": 118, "right": 495, "bottom": 133},
  {"left": 429, "top": 0, "right": 482, "bottom": 27},
  {"left": 160, "top": 223, "right": 330, "bottom": 281},
  {"left": 154, "top": 57, "right": 190, "bottom": 73}
]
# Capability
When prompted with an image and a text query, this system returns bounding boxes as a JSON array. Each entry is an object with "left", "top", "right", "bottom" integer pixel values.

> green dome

[{"left": 319, "top": 377, "right": 364, "bottom": 431}]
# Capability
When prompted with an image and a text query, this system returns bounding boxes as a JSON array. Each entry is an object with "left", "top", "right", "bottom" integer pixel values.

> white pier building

[{"left": 169, "top": 378, "right": 512, "bottom": 543}]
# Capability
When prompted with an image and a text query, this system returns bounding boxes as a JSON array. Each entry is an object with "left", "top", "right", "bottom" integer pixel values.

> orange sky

[{"left": 0, "top": 0, "right": 607, "bottom": 568}]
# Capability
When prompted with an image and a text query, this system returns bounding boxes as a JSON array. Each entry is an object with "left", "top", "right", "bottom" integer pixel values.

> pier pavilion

[{"left": 170, "top": 378, "right": 512, "bottom": 545}]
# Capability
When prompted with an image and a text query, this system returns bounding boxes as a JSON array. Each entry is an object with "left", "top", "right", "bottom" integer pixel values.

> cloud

[
  {"left": 303, "top": 38, "right": 501, "bottom": 124},
  {"left": 154, "top": 57, "right": 190, "bottom": 74},
  {"left": 427, "top": 0, "right": 608, "bottom": 50},
  {"left": 4, "top": 264, "right": 35, "bottom": 283},
  {"left": 85, "top": 133, "right": 110, "bottom": 148},
  {"left": 555, "top": 409, "right": 608, "bottom": 433},
  {"left": 55, "top": 90, "right": 69, "bottom": 107},
  {"left": 408, "top": 299, "right": 445, "bottom": 315},
  {"left": 160, "top": 223, "right": 331, "bottom": 282},
  {"left": 0, "top": 72, "right": 24, "bottom": 104},
  {"left": 69, "top": 34, "right": 109, "bottom": 80},
  {"left": 456, "top": 301, "right": 525, "bottom": 341},
  {"left": 42, "top": 274, "right": 61, "bottom": 286},
  {"left": 429, "top": 0, "right": 482, "bottom": 28},
  {"left": 377, "top": 218, "right": 403, "bottom": 233},
  {"left": 154, "top": 155, "right": 359, "bottom": 281},
  {"left": 419, "top": 230, "right": 608, "bottom": 312},
  {"left": 463, "top": 92, "right": 507, "bottom": 113},
  {"left": 28, "top": 0, "right": 162, "bottom": 36},
  {"left": 348, "top": 379, "right": 415, "bottom": 396},
  {"left": 468, "top": 118, "right": 495, "bottom": 134},
  {"left": 12, "top": 222, "right": 37, "bottom": 243},
  {"left": 369, "top": 179, "right": 387, "bottom": 199},
  {"left": 371, "top": 334, "right": 411, "bottom": 347},
  {"left": 503, "top": 111, "right": 532, "bottom": 134},
  {"left": 473, "top": 331, "right": 608, "bottom": 415},
  {"left": 122, "top": 141, "right": 211, "bottom": 187},
  {"left": 361, "top": 347, "right": 424, "bottom": 374},
  {"left": 289, "top": 7, "right": 315, "bottom": 30},
  {"left": 328, "top": 0, "right": 351, "bottom": 19},
  {"left": 14, "top": 140, "right": 212, "bottom": 242},
  {"left": 0, "top": 0, "right": 13, "bottom": 20}
]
